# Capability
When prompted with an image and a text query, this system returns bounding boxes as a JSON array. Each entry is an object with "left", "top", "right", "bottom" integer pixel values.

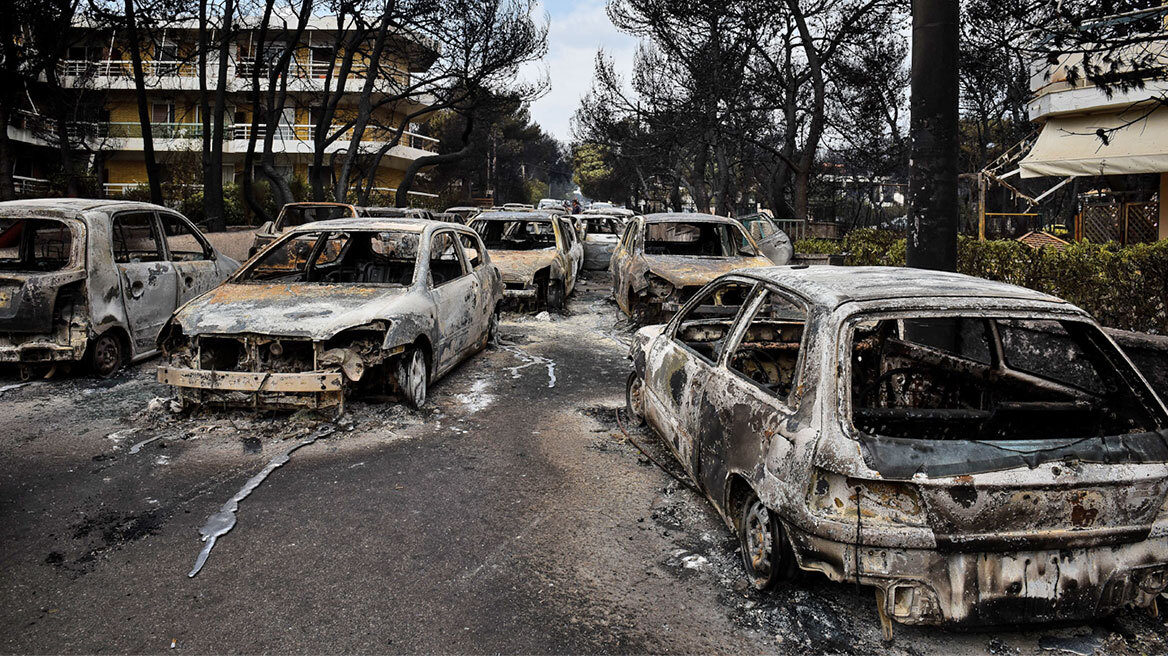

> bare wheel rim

[
  {"left": 744, "top": 500, "right": 775, "bottom": 582},
  {"left": 92, "top": 334, "right": 122, "bottom": 377},
  {"left": 408, "top": 350, "right": 427, "bottom": 406},
  {"left": 626, "top": 373, "right": 645, "bottom": 424}
]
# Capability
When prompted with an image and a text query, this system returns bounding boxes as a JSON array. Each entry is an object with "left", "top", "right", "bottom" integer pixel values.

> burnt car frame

[
  {"left": 468, "top": 211, "right": 583, "bottom": 313},
  {"left": 0, "top": 199, "right": 238, "bottom": 377},
  {"left": 626, "top": 266, "right": 1168, "bottom": 635},
  {"left": 249, "top": 202, "right": 359, "bottom": 257},
  {"left": 158, "top": 218, "right": 502, "bottom": 411},
  {"left": 610, "top": 213, "right": 772, "bottom": 323}
]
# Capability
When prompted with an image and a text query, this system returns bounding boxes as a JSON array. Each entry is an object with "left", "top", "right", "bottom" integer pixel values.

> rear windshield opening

[
  {"left": 583, "top": 218, "right": 619, "bottom": 235},
  {"left": 849, "top": 315, "right": 1165, "bottom": 441},
  {"left": 644, "top": 222, "right": 755, "bottom": 257},
  {"left": 0, "top": 218, "right": 76, "bottom": 272},
  {"left": 241, "top": 230, "right": 418, "bottom": 285},
  {"left": 470, "top": 219, "right": 556, "bottom": 251}
]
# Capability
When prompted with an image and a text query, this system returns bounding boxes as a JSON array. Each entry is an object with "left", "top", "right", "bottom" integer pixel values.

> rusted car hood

[
  {"left": 173, "top": 283, "right": 409, "bottom": 339},
  {"left": 643, "top": 255, "right": 771, "bottom": 288},
  {"left": 490, "top": 249, "right": 558, "bottom": 282}
]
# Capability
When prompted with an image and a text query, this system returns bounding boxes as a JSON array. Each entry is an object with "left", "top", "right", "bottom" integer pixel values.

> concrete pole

[{"left": 907, "top": 0, "right": 960, "bottom": 270}]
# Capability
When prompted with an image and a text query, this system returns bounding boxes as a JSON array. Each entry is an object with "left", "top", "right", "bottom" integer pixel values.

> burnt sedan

[
  {"left": 158, "top": 219, "right": 502, "bottom": 411},
  {"left": 626, "top": 266, "right": 1168, "bottom": 635},
  {"left": 0, "top": 199, "right": 238, "bottom": 377},
  {"left": 610, "top": 213, "right": 772, "bottom": 323},
  {"left": 468, "top": 211, "right": 583, "bottom": 313}
]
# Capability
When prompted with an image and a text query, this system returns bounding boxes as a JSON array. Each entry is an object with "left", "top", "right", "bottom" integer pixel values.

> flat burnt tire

[{"left": 738, "top": 494, "right": 793, "bottom": 590}]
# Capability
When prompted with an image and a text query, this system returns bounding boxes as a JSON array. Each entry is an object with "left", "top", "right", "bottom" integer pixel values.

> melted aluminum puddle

[
  {"left": 499, "top": 344, "right": 557, "bottom": 388},
  {"left": 187, "top": 424, "right": 335, "bottom": 578}
]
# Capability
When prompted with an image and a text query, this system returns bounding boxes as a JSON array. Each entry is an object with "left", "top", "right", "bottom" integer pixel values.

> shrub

[{"left": 802, "top": 229, "right": 1168, "bottom": 334}]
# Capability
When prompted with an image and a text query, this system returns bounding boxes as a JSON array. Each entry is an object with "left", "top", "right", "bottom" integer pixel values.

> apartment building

[
  {"left": 9, "top": 16, "right": 441, "bottom": 200},
  {"left": 1019, "top": 9, "right": 1168, "bottom": 243}
]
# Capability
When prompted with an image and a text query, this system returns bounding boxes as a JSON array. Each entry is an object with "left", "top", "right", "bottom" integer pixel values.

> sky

[{"left": 524, "top": 0, "right": 639, "bottom": 144}]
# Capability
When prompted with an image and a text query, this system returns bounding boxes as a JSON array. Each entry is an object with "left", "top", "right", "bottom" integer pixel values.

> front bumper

[
  {"left": 789, "top": 526, "right": 1168, "bottom": 626},
  {"left": 157, "top": 365, "right": 344, "bottom": 408},
  {"left": 502, "top": 283, "right": 538, "bottom": 299}
]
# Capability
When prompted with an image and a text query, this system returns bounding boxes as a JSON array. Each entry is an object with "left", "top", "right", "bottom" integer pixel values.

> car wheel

[
  {"left": 625, "top": 372, "right": 646, "bottom": 427},
  {"left": 547, "top": 280, "right": 566, "bottom": 314},
  {"left": 398, "top": 348, "right": 429, "bottom": 409},
  {"left": 739, "top": 494, "right": 793, "bottom": 590},
  {"left": 88, "top": 332, "right": 125, "bottom": 378}
]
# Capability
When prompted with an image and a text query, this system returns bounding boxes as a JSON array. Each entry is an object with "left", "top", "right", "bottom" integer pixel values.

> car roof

[
  {"left": 642, "top": 212, "right": 737, "bottom": 224},
  {"left": 0, "top": 198, "right": 174, "bottom": 218},
  {"left": 472, "top": 211, "right": 559, "bottom": 221},
  {"left": 734, "top": 265, "right": 1070, "bottom": 311},
  {"left": 288, "top": 217, "right": 472, "bottom": 234}
]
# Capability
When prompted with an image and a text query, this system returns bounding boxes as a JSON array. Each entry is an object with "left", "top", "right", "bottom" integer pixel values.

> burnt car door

[
  {"left": 456, "top": 231, "right": 498, "bottom": 347},
  {"left": 111, "top": 210, "right": 178, "bottom": 353},
  {"left": 426, "top": 229, "right": 474, "bottom": 372},
  {"left": 610, "top": 219, "right": 641, "bottom": 308},
  {"left": 643, "top": 278, "right": 759, "bottom": 478},
  {"left": 698, "top": 287, "right": 810, "bottom": 512},
  {"left": 158, "top": 212, "right": 222, "bottom": 304},
  {"left": 555, "top": 216, "right": 583, "bottom": 291}
]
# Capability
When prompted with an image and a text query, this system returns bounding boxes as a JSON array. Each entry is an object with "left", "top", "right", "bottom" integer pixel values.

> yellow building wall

[{"left": 105, "top": 160, "right": 148, "bottom": 185}]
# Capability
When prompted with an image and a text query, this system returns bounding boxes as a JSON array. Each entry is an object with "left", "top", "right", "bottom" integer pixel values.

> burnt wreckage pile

[{"left": 3, "top": 199, "right": 1167, "bottom": 637}]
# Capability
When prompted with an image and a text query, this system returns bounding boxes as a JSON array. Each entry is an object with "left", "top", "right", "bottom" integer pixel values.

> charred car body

[
  {"left": 0, "top": 199, "right": 238, "bottom": 377},
  {"left": 580, "top": 214, "right": 628, "bottom": 271},
  {"left": 468, "top": 211, "right": 583, "bottom": 313},
  {"left": 249, "top": 202, "right": 359, "bottom": 257},
  {"left": 610, "top": 213, "right": 772, "bottom": 323},
  {"left": 626, "top": 266, "right": 1168, "bottom": 634},
  {"left": 158, "top": 218, "right": 502, "bottom": 411}
]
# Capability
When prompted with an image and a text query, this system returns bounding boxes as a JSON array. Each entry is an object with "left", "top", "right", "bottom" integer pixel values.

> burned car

[
  {"left": 248, "top": 202, "right": 359, "bottom": 257},
  {"left": 158, "top": 219, "right": 502, "bottom": 411},
  {"left": 626, "top": 266, "right": 1168, "bottom": 635},
  {"left": 580, "top": 214, "right": 627, "bottom": 271},
  {"left": 737, "top": 212, "right": 793, "bottom": 265},
  {"left": 468, "top": 211, "right": 583, "bottom": 313},
  {"left": 358, "top": 206, "right": 437, "bottom": 221},
  {"left": 0, "top": 199, "right": 238, "bottom": 378},
  {"left": 610, "top": 213, "right": 771, "bottom": 323}
]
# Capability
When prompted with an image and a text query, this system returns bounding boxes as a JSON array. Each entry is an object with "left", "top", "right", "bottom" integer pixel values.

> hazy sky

[{"left": 525, "top": 0, "right": 638, "bottom": 144}]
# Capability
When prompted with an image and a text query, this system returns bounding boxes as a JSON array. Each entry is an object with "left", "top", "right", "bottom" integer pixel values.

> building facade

[{"left": 8, "top": 17, "right": 441, "bottom": 202}]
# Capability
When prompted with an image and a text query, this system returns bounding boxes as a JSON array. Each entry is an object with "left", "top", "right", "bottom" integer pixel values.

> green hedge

[{"left": 796, "top": 229, "right": 1168, "bottom": 334}]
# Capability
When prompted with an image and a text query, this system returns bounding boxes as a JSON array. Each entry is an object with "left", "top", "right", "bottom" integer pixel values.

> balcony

[{"left": 96, "top": 121, "right": 439, "bottom": 154}]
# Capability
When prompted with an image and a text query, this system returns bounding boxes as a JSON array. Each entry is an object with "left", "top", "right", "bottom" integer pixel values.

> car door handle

[
  {"left": 184, "top": 275, "right": 194, "bottom": 287},
  {"left": 129, "top": 279, "right": 145, "bottom": 299}
]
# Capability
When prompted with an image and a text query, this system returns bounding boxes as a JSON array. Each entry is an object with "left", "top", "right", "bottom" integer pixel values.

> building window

[{"left": 151, "top": 103, "right": 175, "bottom": 124}]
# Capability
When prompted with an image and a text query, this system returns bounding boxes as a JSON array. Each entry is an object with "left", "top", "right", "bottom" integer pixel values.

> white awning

[{"left": 1019, "top": 107, "right": 1168, "bottom": 178}]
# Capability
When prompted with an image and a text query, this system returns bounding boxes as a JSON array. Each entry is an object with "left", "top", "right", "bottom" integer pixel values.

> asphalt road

[{"left": 2, "top": 272, "right": 1166, "bottom": 655}]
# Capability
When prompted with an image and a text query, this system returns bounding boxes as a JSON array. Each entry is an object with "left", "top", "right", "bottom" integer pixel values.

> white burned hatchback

[{"left": 626, "top": 266, "right": 1168, "bottom": 635}]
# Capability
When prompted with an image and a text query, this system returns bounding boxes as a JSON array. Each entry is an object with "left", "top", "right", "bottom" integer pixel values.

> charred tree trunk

[
  {"left": 197, "top": 0, "right": 225, "bottom": 230},
  {"left": 208, "top": 0, "right": 235, "bottom": 226},
  {"left": 907, "top": 0, "right": 959, "bottom": 271},
  {"left": 124, "top": 0, "right": 163, "bottom": 205},
  {"left": 0, "top": 104, "right": 13, "bottom": 200}
]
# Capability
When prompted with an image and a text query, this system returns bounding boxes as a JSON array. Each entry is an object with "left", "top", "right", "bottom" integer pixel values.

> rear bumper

[
  {"left": 0, "top": 337, "right": 86, "bottom": 365},
  {"left": 157, "top": 365, "right": 344, "bottom": 408},
  {"left": 789, "top": 526, "right": 1168, "bottom": 626}
]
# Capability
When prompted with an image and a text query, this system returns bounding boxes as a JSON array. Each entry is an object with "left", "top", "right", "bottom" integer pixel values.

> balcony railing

[
  {"left": 60, "top": 59, "right": 199, "bottom": 78},
  {"left": 231, "top": 123, "right": 439, "bottom": 152},
  {"left": 95, "top": 121, "right": 439, "bottom": 152},
  {"left": 13, "top": 175, "right": 50, "bottom": 195}
]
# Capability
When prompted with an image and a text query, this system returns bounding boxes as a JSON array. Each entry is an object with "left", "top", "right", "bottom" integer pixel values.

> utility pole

[{"left": 907, "top": 0, "right": 959, "bottom": 270}]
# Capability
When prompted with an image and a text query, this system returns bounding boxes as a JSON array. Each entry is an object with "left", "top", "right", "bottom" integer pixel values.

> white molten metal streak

[
  {"left": 499, "top": 344, "right": 557, "bottom": 388},
  {"left": 187, "top": 424, "right": 335, "bottom": 578}
]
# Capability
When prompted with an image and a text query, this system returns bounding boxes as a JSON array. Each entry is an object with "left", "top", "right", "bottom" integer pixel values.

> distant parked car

[
  {"left": 579, "top": 214, "right": 626, "bottom": 271},
  {"left": 468, "top": 211, "right": 583, "bottom": 313},
  {"left": 627, "top": 266, "right": 1168, "bottom": 635},
  {"left": 609, "top": 213, "right": 771, "bottom": 323},
  {"left": 501, "top": 203, "right": 535, "bottom": 211},
  {"left": 444, "top": 206, "right": 483, "bottom": 223},
  {"left": 249, "top": 202, "right": 359, "bottom": 257},
  {"left": 158, "top": 218, "right": 502, "bottom": 411},
  {"left": 537, "top": 198, "right": 568, "bottom": 211},
  {"left": 0, "top": 199, "right": 238, "bottom": 377},
  {"left": 737, "top": 212, "right": 793, "bottom": 265}
]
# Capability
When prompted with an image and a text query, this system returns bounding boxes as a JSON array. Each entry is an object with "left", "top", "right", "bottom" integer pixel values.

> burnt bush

[{"left": 795, "top": 230, "right": 1168, "bottom": 334}]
